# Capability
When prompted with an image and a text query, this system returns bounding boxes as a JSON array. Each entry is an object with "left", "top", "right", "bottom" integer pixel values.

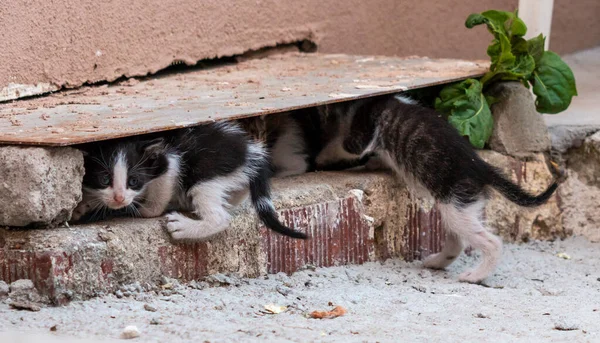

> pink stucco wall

[{"left": 1, "top": 0, "right": 596, "bottom": 95}]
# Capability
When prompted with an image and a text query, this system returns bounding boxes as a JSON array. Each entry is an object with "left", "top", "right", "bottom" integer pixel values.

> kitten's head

[{"left": 80, "top": 138, "right": 169, "bottom": 211}]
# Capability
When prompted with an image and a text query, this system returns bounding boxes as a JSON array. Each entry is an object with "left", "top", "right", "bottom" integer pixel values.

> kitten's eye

[
  {"left": 99, "top": 175, "right": 110, "bottom": 187},
  {"left": 128, "top": 176, "right": 139, "bottom": 188}
]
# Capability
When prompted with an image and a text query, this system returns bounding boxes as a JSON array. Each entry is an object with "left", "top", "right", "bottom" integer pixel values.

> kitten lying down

[
  {"left": 262, "top": 94, "right": 557, "bottom": 283},
  {"left": 73, "top": 122, "right": 307, "bottom": 241}
]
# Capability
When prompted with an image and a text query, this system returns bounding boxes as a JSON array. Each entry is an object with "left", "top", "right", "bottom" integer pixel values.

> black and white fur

[
  {"left": 266, "top": 94, "right": 557, "bottom": 283},
  {"left": 73, "top": 122, "right": 307, "bottom": 241}
]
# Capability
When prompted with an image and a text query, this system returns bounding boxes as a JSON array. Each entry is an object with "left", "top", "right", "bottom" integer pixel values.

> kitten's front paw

[
  {"left": 422, "top": 253, "right": 449, "bottom": 270},
  {"left": 165, "top": 212, "right": 195, "bottom": 241},
  {"left": 165, "top": 212, "right": 225, "bottom": 241}
]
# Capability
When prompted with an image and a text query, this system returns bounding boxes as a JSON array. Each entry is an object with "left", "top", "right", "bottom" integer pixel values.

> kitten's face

[{"left": 81, "top": 139, "right": 168, "bottom": 211}]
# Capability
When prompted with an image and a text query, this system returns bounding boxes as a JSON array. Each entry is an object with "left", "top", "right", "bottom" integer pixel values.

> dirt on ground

[{"left": 1, "top": 237, "right": 599, "bottom": 343}]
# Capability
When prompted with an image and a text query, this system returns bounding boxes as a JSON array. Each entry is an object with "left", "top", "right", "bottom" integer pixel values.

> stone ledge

[
  {"left": 0, "top": 152, "right": 563, "bottom": 303},
  {"left": 0, "top": 146, "right": 84, "bottom": 227},
  {"left": 560, "top": 132, "right": 600, "bottom": 243}
]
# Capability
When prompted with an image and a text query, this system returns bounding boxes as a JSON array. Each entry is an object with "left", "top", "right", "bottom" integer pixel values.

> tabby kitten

[
  {"left": 73, "top": 122, "right": 307, "bottom": 241},
  {"left": 267, "top": 94, "right": 557, "bottom": 283}
]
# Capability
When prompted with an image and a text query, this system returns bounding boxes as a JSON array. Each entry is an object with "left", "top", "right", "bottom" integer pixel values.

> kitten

[
  {"left": 72, "top": 122, "right": 307, "bottom": 241},
  {"left": 242, "top": 109, "right": 371, "bottom": 178},
  {"left": 267, "top": 94, "right": 557, "bottom": 283}
]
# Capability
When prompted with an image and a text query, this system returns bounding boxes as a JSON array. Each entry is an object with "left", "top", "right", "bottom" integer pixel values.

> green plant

[{"left": 434, "top": 9, "right": 577, "bottom": 148}]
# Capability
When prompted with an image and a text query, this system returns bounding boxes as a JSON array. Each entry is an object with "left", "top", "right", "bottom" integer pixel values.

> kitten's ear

[{"left": 140, "top": 138, "right": 165, "bottom": 155}]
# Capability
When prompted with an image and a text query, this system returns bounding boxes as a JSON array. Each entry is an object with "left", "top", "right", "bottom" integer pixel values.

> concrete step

[{"left": 0, "top": 151, "right": 563, "bottom": 304}]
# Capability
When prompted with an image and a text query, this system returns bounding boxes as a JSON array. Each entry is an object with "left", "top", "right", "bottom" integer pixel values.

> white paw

[
  {"left": 458, "top": 270, "right": 486, "bottom": 284},
  {"left": 422, "top": 253, "right": 446, "bottom": 270},
  {"left": 165, "top": 212, "right": 226, "bottom": 241},
  {"left": 165, "top": 212, "right": 194, "bottom": 241}
]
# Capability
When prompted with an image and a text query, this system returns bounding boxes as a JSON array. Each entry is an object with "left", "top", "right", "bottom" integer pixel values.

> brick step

[{"left": 0, "top": 151, "right": 563, "bottom": 304}]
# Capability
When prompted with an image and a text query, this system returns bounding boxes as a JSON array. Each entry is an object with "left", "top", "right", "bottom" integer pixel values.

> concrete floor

[{"left": 1, "top": 238, "right": 599, "bottom": 343}]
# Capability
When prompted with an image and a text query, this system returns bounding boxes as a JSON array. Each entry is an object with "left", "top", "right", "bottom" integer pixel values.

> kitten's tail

[
  {"left": 487, "top": 166, "right": 558, "bottom": 207},
  {"left": 249, "top": 159, "right": 308, "bottom": 240}
]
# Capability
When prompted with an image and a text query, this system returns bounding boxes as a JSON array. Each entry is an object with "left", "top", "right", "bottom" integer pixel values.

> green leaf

[
  {"left": 494, "top": 35, "right": 516, "bottom": 70},
  {"left": 530, "top": 51, "right": 578, "bottom": 114},
  {"left": 480, "top": 10, "right": 512, "bottom": 36},
  {"left": 508, "top": 14, "right": 527, "bottom": 37},
  {"left": 526, "top": 34, "right": 545, "bottom": 64},
  {"left": 465, "top": 13, "right": 487, "bottom": 28},
  {"left": 469, "top": 10, "right": 527, "bottom": 38},
  {"left": 481, "top": 36, "right": 535, "bottom": 86},
  {"left": 435, "top": 79, "right": 494, "bottom": 148},
  {"left": 511, "top": 36, "right": 528, "bottom": 55}
]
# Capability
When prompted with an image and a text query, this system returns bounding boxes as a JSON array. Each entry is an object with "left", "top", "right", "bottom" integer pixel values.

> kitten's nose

[{"left": 114, "top": 194, "right": 125, "bottom": 203}]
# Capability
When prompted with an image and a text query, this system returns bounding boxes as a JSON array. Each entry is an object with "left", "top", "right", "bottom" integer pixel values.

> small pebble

[
  {"left": 144, "top": 304, "right": 157, "bottom": 312},
  {"left": 115, "top": 290, "right": 124, "bottom": 299},
  {"left": 475, "top": 313, "right": 490, "bottom": 319},
  {"left": 9, "top": 301, "right": 40, "bottom": 312},
  {"left": 554, "top": 316, "right": 579, "bottom": 331},
  {"left": 121, "top": 325, "right": 140, "bottom": 339},
  {"left": 150, "top": 318, "right": 161, "bottom": 325}
]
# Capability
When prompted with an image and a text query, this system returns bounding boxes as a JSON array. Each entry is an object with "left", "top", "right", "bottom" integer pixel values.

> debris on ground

[
  {"left": 8, "top": 300, "right": 41, "bottom": 312},
  {"left": 554, "top": 316, "right": 580, "bottom": 331},
  {"left": 309, "top": 305, "right": 347, "bottom": 319},
  {"left": 557, "top": 252, "right": 571, "bottom": 260},
  {"left": 262, "top": 304, "right": 287, "bottom": 314},
  {"left": 205, "top": 273, "right": 241, "bottom": 286},
  {"left": 144, "top": 304, "right": 158, "bottom": 312},
  {"left": 121, "top": 325, "right": 141, "bottom": 339},
  {"left": 8, "top": 279, "right": 45, "bottom": 306}
]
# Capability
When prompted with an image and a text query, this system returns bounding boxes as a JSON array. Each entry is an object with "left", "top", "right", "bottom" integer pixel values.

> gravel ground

[{"left": 1, "top": 237, "right": 599, "bottom": 343}]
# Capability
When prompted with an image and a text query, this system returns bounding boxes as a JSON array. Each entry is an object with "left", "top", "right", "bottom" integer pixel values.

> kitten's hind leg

[
  {"left": 166, "top": 181, "right": 231, "bottom": 241},
  {"left": 437, "top": 199, "right": 502, "bottom": 284},
  {"left": 422, "top": 231, "right": 463, "bottom": 270}
]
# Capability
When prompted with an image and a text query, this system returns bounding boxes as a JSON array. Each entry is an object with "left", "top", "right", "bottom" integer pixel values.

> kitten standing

[
  {"left": 267, "top": 95, "right": 557, "bottom": 283},
  {"left": 73, "top": 122, "right": 307, "bottom": 241}
]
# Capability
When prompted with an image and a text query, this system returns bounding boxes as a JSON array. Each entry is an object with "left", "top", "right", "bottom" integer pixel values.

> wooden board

[{"left": 0, "top": 53, "right": 488, "bottom": 146}]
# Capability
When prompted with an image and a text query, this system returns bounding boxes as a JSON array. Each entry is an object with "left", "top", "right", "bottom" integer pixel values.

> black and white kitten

[
  {"left": 73, "top": 122, "right": 307, "bottom": 241},
  {"left": 266, "top": 95, "right": 557, "bottom": 283}
]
